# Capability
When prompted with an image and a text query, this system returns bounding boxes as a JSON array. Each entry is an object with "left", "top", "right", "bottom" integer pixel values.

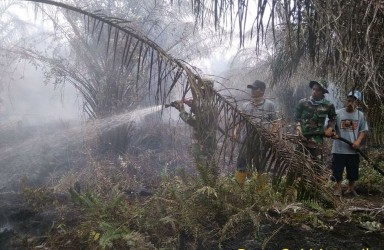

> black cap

[{"left": 247, "top": 80, "right": 266, "bottom": 90}]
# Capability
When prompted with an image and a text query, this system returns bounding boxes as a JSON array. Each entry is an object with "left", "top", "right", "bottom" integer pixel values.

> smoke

[
  {"left": 1, "top": 63, "right": 82, "bottom": 126},
  {"left": 0, "top": 59, "right": 84, "bottom": 190}
]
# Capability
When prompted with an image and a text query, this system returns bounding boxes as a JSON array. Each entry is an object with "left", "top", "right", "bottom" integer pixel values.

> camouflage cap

[{"left": 309, "top": 79, "right": 329, "bottom": 93}]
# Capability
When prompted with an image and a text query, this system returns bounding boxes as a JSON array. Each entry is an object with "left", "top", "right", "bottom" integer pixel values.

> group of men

[
  {"left": 170, "top": 78, "right": 368, "bottom": 197},
  {"left": 237, "top": 79, "right": 368, "bottom": 197}
]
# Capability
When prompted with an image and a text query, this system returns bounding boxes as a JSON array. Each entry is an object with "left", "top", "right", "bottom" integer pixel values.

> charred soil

[{"left": 1, "top": 186, "right": 383, "bottom": 250}]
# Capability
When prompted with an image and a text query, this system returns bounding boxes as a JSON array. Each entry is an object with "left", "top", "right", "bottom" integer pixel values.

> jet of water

[{"left": 0, "top": 105, "right": 163, "bottom": 190}]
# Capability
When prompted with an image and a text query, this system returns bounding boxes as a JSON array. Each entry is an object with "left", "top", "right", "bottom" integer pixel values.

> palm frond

[
  {"left": 19, "top": 0, "right": 336, "bottom": 206},
  {"left": 183, "top": 1, "right": 384, "bottom": 94}
]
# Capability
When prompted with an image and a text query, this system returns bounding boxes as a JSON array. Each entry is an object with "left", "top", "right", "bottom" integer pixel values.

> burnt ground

[
  {"left": 221, "top": 191, "right": 384, "bottom": 250},
  {"left": 0, "top": 188, "right": 383, "bottom": 250},
  {"left": 228, "top": 221, "right": 383, "bottom": 249}
]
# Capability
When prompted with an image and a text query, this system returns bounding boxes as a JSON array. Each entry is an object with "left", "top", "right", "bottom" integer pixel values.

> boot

[{"left": 235, "top": 170, "right": 247, "bottom": 187}]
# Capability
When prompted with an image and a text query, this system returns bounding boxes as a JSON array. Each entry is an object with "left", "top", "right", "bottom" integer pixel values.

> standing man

[
  {"left": 233, "top": 80, "right": 279, "bottom": 186},
  {"left": 170, "top": 78, "right": 219, "bottom": 186},
  {"left": 332, "top": 91, "right": 368, "bottom": 196},
  {"left": 295, "top": 80, "right": 336, "bottom": 162}
]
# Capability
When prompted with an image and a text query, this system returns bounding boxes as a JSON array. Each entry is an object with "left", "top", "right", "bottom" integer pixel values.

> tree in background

[{"left": 184, "top": 0, "right": 384, "bottom": 145}]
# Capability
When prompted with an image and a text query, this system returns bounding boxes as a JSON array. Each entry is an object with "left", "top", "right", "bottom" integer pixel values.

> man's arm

[
  {"left": 269, "top": 105, "right": 280, "bottom": 134},
  {"left": 260, "top": 100, "right": 280, "bottom": 134},
  {"left": 271, "top": 119, "right": 281, "bottom": 134},
  {"left": 294, "top": 101, "right": 304, "bottom": 135},
  {"left": 232, "top": 122, "right": 243, "bottom": 141},
  {"left": 352, "top": 111, "right": 368, "bottom": 148},
  {"left": 352, "top": 131, "right": 366, "bottom": 149},
  {"left": 324, "top": 104, "right": 337, "bottom": 137},
  {"left": 174, "top": 100, "right": 196, "bottom": 127}
]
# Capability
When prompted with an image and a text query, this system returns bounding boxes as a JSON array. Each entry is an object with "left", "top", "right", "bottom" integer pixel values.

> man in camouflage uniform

[
  {"left": 172, "top": 79, "right": 218, "bottom": 185},
  {"left": 295, "top": 80, "right": 336, "bottom": 161}
]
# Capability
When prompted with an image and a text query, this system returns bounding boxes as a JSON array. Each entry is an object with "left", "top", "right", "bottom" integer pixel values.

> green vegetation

[{"left": 18, "top": 154, "right": 383, "bottom": 249}]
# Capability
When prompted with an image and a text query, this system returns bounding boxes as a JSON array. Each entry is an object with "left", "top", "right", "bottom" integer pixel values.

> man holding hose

[
  {"left": 295, "top": 80, "right": 336, "bottom": 162},
  {"left": 332, "top": 90, "right": 368, "bottom": 197}
]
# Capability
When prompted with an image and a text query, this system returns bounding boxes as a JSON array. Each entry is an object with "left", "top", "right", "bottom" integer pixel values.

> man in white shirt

[
  {"left": 332, "top": 90, "right": 368, "bottom": 196},
  {"left": 233, "top": 80, "right": 279, "bottom": 186}
]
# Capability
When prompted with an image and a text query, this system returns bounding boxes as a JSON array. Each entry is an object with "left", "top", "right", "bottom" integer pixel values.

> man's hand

[
  {"left": 352, "top": 139, "right": 361, "bottom": 149},
  {"left": 324, "top": 127, "right": 335, "bottom": 137},
  {"left": 295, "top": 124, "right": 301, "bottom": 134},
  {"left": 352, "top": 132, "right": 366, "bottom": 149},
  {"left": 231, "top": 124, "right": 241, "bottom": 142},
  {"left": 229, "top": 135, "right": 237, "bottom": 142},
  {"left": 183, "top": 98, "right": 193, "bottom": 107},
  {"left": 295, "top": 124, "right": 303, "bottom": 138},
  {"left": 271, "top": 120, "right": 281, "bottom": 136},
  {"left": 174, "top": 100, "right": 184, "bottom": 111},
  {"left": 296, "top": 124, "right": 307, "bottom": 141}
]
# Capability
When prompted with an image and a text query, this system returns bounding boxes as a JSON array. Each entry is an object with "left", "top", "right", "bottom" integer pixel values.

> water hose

[{"left": 302, "top": 132, "right": 384, "bottom": 176}]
